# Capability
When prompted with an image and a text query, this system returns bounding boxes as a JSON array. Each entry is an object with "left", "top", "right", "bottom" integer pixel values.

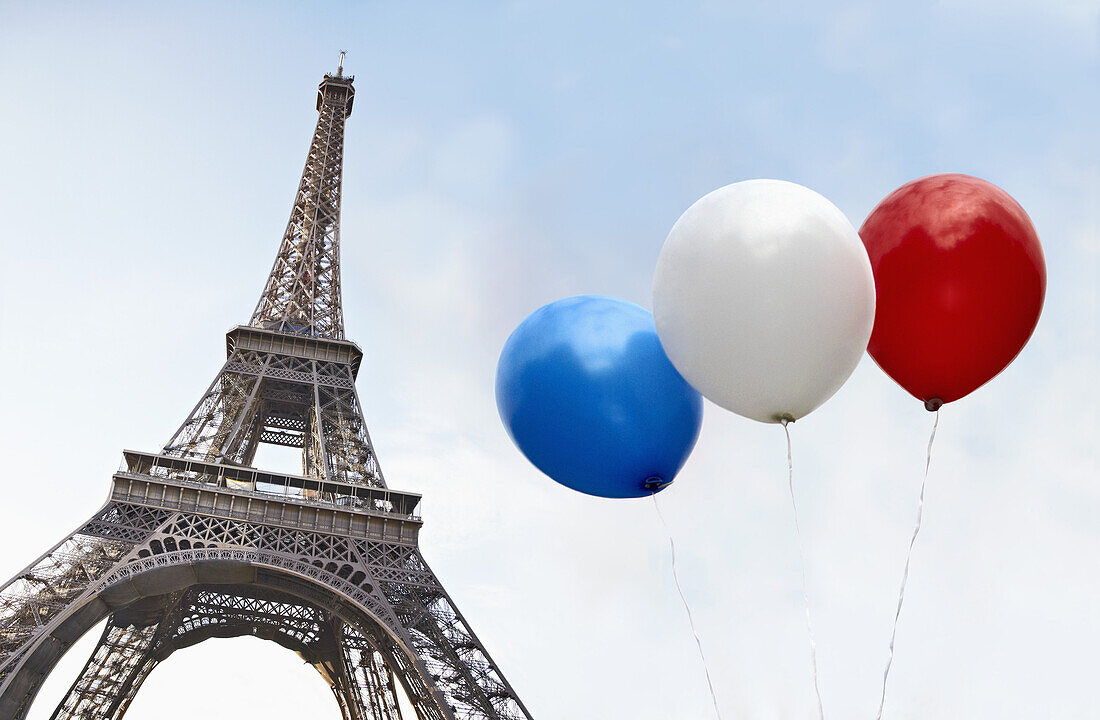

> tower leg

[
  {"left": 50, "top": 619, "right": 160, "bottom": 720},
  {"left": 340, "top": 623, "right": 404, "bottom": 720},
  {"left": 0, "top": 503, "right": 170, "bottom": 719},
  {"left": 371, "top": 547, "right": 533, "bottom": 719}
]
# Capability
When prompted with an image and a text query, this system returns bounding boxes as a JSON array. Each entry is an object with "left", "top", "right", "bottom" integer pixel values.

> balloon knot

[
  {"left": 776, "top": 414, "right": 795, "bottom": 426},
  {"left": 924, "top": 398, "right": 943, "bottom": 412},
  {"left": 644, "top": 477, "right": 673, "bottom": 492}
]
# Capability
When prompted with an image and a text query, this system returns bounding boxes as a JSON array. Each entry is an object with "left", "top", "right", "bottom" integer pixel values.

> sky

[{"left": 0, "top": 1, "right": 1097, "bottom": 718}]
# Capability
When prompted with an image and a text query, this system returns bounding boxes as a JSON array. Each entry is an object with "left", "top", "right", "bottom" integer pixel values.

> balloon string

[
  {"left": 651, "top": 491, "right": 724, "bottom": 720},
  {"left": 782, "top": 419, "right": 826, "bottom": 720},
  {"left": 875, "top": 408, "right": 939, "bottom": 720}
]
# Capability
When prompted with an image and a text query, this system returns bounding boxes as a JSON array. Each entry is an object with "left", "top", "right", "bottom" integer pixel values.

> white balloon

[{"left": 653, "top": 179, "right": 875, "bottom": 424}]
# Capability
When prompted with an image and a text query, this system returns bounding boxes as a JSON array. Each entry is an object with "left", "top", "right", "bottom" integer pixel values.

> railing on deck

[{"left": 117, "top": 450, "right": 422, "bottom": 521}]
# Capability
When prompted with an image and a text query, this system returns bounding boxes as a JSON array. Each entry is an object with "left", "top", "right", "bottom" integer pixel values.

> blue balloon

[{"left": 495, "top": 295, "right": 703, "bottom": 499}]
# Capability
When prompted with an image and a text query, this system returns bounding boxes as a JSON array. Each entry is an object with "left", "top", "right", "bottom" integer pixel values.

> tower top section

[
  {"left": 318, "top": 50, "right": 354, "bottom": 114},
  {"left": 318, "top": 71, "right": 354, "bottom": 115},
  {"left": 251, "top": 69, "right": 355, "bottom": 339}
]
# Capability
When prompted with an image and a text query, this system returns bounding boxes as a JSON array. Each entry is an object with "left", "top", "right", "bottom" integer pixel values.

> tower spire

[{"left": 250, "top": 69, "right": 355, "bottom": 339}]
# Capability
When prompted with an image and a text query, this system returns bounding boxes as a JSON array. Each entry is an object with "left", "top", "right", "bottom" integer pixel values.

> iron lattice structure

[{"left": 0, "top": 67, "right": 533, "bottom": 720}]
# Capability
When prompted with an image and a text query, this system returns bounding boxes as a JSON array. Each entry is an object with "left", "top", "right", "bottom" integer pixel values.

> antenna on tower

[{"left": 337, "top": 50, "right": 346, "bottom": 78}]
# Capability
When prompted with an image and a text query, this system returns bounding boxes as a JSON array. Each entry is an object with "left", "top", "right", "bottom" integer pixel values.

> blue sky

[{"left": 1, "top": 2, "right": 1097, "bottom": 718}]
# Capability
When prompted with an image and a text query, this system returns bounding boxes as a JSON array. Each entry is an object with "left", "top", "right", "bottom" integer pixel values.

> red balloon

[{"left": 860, "top": 174, "right": 1046, "bottom": 408}]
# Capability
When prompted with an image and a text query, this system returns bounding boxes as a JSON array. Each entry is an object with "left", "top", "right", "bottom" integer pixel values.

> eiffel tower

[{"left": 0, "top": 61, "right": 533, "bottom": 720}]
